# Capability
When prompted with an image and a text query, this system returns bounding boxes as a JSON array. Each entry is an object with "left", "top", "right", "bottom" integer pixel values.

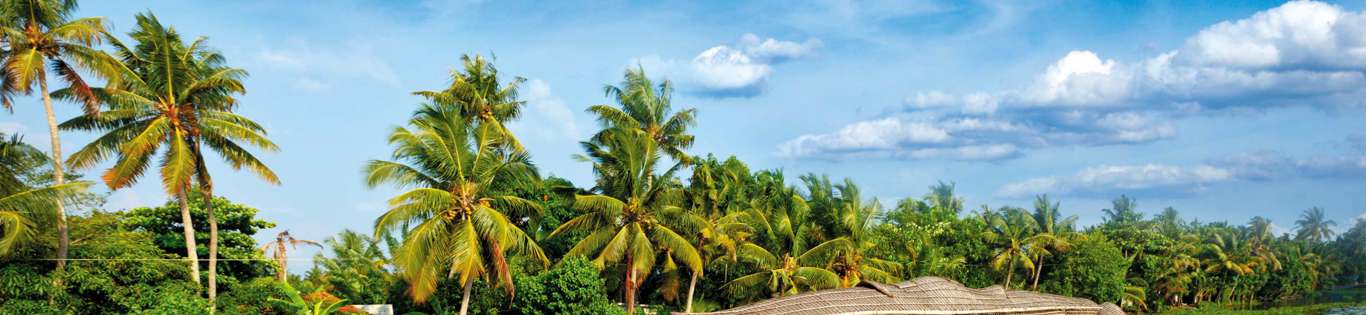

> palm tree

[
  {"left": 262, "top": 230, "right": 322, "bottom": 282},
  {"left": 673, "top": 157, "right": 751, "bottom": 313},
  {"left": 413, "top": 54, "right": 527, "bottom": 152},
  {"left": 366, "top": 103, "right": 547, "bottom": 314},
  {"left": 550, "top": 128, "right": 700, "bottom": 315},
  {"left": 1248, "top": 216, "right": 1274, "bottom": 242},
  {"left": 0, "top": 133, "right": 88, "bottom": 256},
  {"left": 1295, "top": 207, "right": 1336, "bottom": 243},
  {"left": 1027, "top": 195, "right": 1073, "bottom": 290},
  {"left": 0, "top": 0, "right": 117, "bottom": 268},
  {"left": 803, "top": 179, "right": 900, "bottom": 287},
  {"left": 984, "top": 207, "right": 1037, "bottom": 288},
  {"left": 588, "top": 67, "right": 696, "bottom": 163},
  {"left": 59, "top": 15, "right": 278, "bottom": 304},
  {"left": 727, "top": 174, "right": 838, "bottom": 300}
]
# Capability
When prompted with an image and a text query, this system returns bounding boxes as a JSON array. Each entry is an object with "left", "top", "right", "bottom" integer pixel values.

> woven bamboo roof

[{"left": 683, "top": 277, "right": 1125, "bottom": 315}]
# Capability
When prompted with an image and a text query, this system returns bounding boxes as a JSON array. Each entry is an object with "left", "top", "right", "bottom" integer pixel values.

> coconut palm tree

[
  {"left": 59, "top": 15, "right": 278, "bottom": 304},
  {"left": 984, "top": 207, "right": 1037, "bottom": 289},
  {"left": 413, "top": 54, "right": 527, "bottom": 152},
  {"left": 366, "top": 103, "right": 547, "bottom": 315},
  {"left": 727, "top": 174, "right": 838, "bottom": 300},
  {"left": 0, "top": 133, "right": 88, "bottom": 256},
  {"left": 550, "top": 128, "right": 700, "bottom": 315},
  {"left": 0, "top": 0, "right": 118, "bottom": 268},
  {"left": 588, "top": 67, "right": 696, "bottom": 163},
  {"left": 1027, "top": 195, "right": 1073, "bottom": 290},
  {"left": 803, "top": 180, "right": 900, "bottom": 287},
  {"left": 261, "top": 230, "right": 322, "bottom": 282},
  {"left": 671, "top": 157, "right": 751, "bottom": 313},
  {"left": 1295, "top": 207, "right": 1336, "bottom": 243}
]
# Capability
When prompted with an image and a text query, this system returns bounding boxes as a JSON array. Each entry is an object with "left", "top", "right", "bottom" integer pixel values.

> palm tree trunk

[
  {"left": 459, "top": 279, "right": 473, "bottom": 315},
  {"left": 685, "top": 270, "right": 699, "bottom": 313},
  {"left": 177, "top": 187, "right": 202, "bottom": 285},
  {"left": 1031, "top": 258, "right": 1044, "bottom": 290},
  {"left": 195, "top": 152, "right": 218, "bottom": 312},
  {"left": 276, "top": 247, "right": 287, "bottom": 282},
  {"left": 38, "top": 77, "right": 69, "bottom": 270},
  {"left": 1003, "top": 255, "right": 1014, "bottom": 288},
  {"left": 201, "top": 184, "right": 218, "bottom": 312},
  {"left": 625, "top": 254, "right": 637, "bottom": 315}
]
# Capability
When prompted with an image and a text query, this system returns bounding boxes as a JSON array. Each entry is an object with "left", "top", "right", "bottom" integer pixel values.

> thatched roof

[{"left": 682, "top": 277, "right": 1125, "bottom": 315}]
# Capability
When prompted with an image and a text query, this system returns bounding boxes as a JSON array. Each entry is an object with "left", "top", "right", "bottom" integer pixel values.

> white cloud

[
  {"left": 637, "top": 34, "right": 820, "bottom": 98},
  {"left": 778, "top": 111, "right": 1172, "bottom": 161},
  {"left": 792, "top": 1, "right": 1366, "bottom": 162},
  {"left": 257, "top": 40, "right": 401, "bottom": 87},
  {"left": 507, "top": 79, "right": 579, "bottom": 142},
  {"left": 1180, "top": 1, "right": 1366, "bottom": 69},
  {"left": 690, "top": 46, "right": 772, "bottom": 92},
  {"left": 738, "top": 33, "right": 823, "bottom": 62},
  {"left": 1212, "top": 150, "right": 1366, "bottom": 180},
  {"left": 1001, "top": 135, "right": 1366, "bottom": 198},
  {"left": 997, "top": 164, "right": 1234, "bottom": 198}
]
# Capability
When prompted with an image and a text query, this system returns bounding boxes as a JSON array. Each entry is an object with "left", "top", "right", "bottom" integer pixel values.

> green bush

[
  {"left": 219, "top": 277, "right": 291, "bottom": 314},
  {"left": 1040, "top": 233, "right": 1127, "bottom": 303}
]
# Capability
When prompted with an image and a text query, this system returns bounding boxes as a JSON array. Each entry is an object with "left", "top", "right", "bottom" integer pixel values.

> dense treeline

[{"left": 0, "top": 1, "right": 1363, "bottom": 314}]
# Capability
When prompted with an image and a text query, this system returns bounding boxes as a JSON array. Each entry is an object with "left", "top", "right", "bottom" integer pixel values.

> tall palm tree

[
  {"left": 550, "top": 128, "right": 700, "bottom": 315},
  {"left": 673, "top": 157, "right": 750, "bottom": 313},
  {"left": 0, "top": 0, "right": 117, "bottom": 268},
  {"left": 588, "top": 67, "right": 696, "bottom": 163},
  {"left": 413, "top": 54, "right": 526, "bottom": 152},
  {"left": 0, "top": 133, "right": 88, "bottom": 256},
  {"left": 1295, "top": 207, "right": 1336, "bottom": 243},
  {"left": 60, "top": 15, "right": 278, "bottom": 305},
  {"left": 261, "top": 230, "right": 322, "bottom": 282},
  {"left": 984, "top": 207, "right": 1037, "bottom": 288},
  {"left": 1027, "top": 195, "right": 1073, "bottom": 290},
  {"left": 366, "top": 103, "right": 547, "bottom": 315}
]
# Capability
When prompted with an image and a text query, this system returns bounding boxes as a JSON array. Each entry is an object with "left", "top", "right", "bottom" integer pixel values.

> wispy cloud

[
  {"left": 507, "top": 79, "right": 580, "bottom": 141},
  {"left": 999, "top": 136, "right": 1366, "bottom": 198},
  {"left": 256, "top": 40, "right": 401, "bottom": 88}
]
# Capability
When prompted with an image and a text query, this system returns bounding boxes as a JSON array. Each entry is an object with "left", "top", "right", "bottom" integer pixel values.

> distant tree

[
  {"left": 1102, "top": 195, "right": 1143, "bottom": 226},
  {"left": 262, "top": 231, "right": 321, "bottom": 282},
  {"left": 1295, "top": 207, "right": 1336, "bottom": 243}
]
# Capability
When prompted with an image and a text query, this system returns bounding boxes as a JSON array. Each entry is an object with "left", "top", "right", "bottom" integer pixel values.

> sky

[{"left": 3, "top": 0, "right": 1366, "bottom": 271}]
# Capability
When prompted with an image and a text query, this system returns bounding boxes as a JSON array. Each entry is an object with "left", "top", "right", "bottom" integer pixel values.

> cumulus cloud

[
  {"left": 637, "top": 33, "right": 820, "bottom": 98},
  {"left": 786, "top": 1, "right": 1366, "bottom": 162}
]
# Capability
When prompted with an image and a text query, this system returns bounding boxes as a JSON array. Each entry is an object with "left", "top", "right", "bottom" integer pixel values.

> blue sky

[{"left": 3, "top": 0, "right": 1366, "bottom": 270}]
